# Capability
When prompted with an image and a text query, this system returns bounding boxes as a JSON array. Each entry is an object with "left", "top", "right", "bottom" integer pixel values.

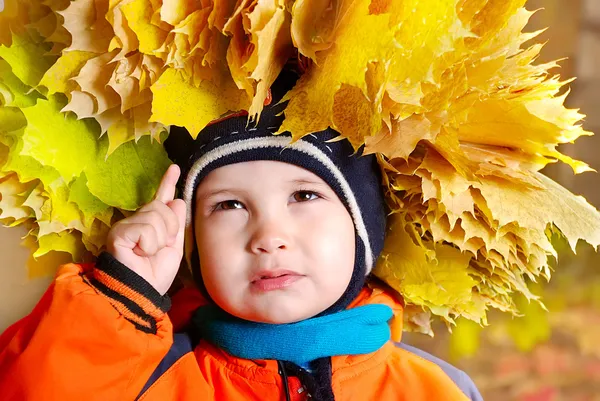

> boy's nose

[
  {"left": 249, "top": 222, "right": 290, "bottom": 254},
  {"left": 251, "top": 237, "right": 287, "bottom": 254}
]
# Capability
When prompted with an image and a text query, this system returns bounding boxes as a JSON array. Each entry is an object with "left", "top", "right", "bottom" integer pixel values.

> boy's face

[{"left": 194, "top": 160, "right": 356, "bottom": 323}]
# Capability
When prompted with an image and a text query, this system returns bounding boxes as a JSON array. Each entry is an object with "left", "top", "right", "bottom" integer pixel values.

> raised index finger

[{"left": 154, "top": 164, "right": 181, "bottom": 204}]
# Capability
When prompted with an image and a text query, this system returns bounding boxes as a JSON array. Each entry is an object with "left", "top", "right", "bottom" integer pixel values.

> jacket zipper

[
  {"left": 278, "top": 361, "right": 310, "bottom": 401},
  {"left": 277, "top": 361, "right": 292, "bottom": 401}
]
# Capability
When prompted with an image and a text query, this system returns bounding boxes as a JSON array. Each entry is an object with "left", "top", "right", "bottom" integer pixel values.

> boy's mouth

[{"left": 250, "top": 270, "right": 304, "bottom": 291}]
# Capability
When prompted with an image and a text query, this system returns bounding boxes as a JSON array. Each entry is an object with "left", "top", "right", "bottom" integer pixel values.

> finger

[
  {"left": 117, "top": 223, "right": 160, "bottom": 257},
  {"left": 138, "top": 200, "right": 179, "bottom": 242},
  {"left": 119, "top": 211, "right": 168, "bottom": 250},
  {"left": 167, "top": 198, "right": 186, "bottom": 253},
  {"left": 154, "top": 164, "right": 181, "bottom": 204}
]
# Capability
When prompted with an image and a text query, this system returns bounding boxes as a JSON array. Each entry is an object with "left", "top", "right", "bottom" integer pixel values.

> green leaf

[
  {"left": 81, "top": 217, "right": 111, "bottom": 255},
  {"left": 0, "top": 106, "right": 27, "bottom": 133},
  {"left": 86, "top": 135, "right": 171, "bottom": 210},
  {"left": 0, "top": 33, "right": 56, "bottom": 88},
  {"left": 38, "top": 181, "right": 86, "bottom": 237},
  {"left": 0, "top": 128, "right": 62, "bottom": 187},
  {"left": 68, "top": 172, "right": 113, "bottom": 226},
  {"left": 34, "top": 230, "right": 85, "bottom": 261},
  {"left": 20, "top": 95, "right": 100, "bottom": 182},
  {"left": 0, "top": 59, "right": 43, "bottom": 108},
  {"left": 22, "top": 181, "right": 46, "bottom": 220},
  {"left": 0, "top": 140, "right": 8, "bottom": 170}
]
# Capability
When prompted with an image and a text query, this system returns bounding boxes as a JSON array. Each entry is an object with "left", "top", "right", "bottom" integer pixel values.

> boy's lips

[{"left": 250, "top": 270, "right": 305, "bottom": 291}]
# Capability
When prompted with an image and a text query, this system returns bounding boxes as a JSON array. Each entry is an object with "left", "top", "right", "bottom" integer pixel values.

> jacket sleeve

[
  {"left": 396, "top": 343, "right": 484, "bottom": 401},
  {"left": 0, "top": 252, "right": 174, "bottom": 401}
]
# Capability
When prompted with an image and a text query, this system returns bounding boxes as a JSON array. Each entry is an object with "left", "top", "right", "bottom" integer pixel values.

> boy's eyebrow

[
  {"left": 196, "top": 188, "right": 245, "bottom": 201},
  {"left": 290, "top": 178, "right": 328, "bottom": 187},
  {"left": 196, "top": 178, "right": 328, "bottom": 201}
]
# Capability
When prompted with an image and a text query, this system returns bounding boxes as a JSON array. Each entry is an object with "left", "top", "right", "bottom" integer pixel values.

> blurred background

[{"left": 1, "top": 0, "right": 599, "bottom": 400}]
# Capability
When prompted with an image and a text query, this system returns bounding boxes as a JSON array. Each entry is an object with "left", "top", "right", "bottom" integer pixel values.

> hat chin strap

[{"left": 316, "top": 236, "right": 368, "bottom": 317}]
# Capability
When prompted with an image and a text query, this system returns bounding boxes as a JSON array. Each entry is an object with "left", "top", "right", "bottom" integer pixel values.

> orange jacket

[{"left": 0, "top": 261, "right": 482, "bottom": 401}]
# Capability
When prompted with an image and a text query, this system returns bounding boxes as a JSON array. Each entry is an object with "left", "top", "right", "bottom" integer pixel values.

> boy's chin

[
  {"left": 220, "top": 290, "right": 343, "bottom": 324},
  {"left": 234, "top": 304, "right": 326, "bottom": 324}
]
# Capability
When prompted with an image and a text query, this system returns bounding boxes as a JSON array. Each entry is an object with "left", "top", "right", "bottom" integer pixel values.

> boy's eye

[
  {"left": 292, "top": 191, "right": 319, "bottom": 202},
  {"left": 215, "top": 200, "right": 244, "bottom": 210}
]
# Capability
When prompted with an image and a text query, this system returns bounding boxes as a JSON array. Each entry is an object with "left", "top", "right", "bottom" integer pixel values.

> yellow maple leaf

[
  {"left": 120, "top": 0, "right": 168, "bottom": 55},
  {"left": 34, "top": 230, "right": 87, "bottom": 262},
  {"left": 22, "top": 233, "right": 74, "bottom": 278},
  {"left": 150, "top": 68, "right": 247, "bottom": 136},
  {"left": 160, "top": 2, "right": 232, "bottom": 82},
  {"left": 246, "top": 0, "right": 293, "bottom": 117},
  {"left": 40, "top": 50, "right": 97, "bottom": 95},
  {"left": 0, "top": 0, "right": 23, "bottom": 47},
  {"left": 290, "top": 0, "right": 352, "bottom": 60},
  {"left": 101, "top": 102, "right": 166, "bottom": 157},
  {"left": 457, "top": 98, "right": 591, "bottom": 174},
  {"left": 475, "top": 173, "right": 600, "bottom": 252},
  {"left": 70, "top": 51, "right": 122, "bottom": 115},
  {"left": 38, "top": 181, "right": 86, "bottom": 237},
  {"left": 467, "top": 0, "right": 526, "bottom": 44},
  {"left": 22, "top": 181, "right": 45, "bottom": 221},
  {"left": 279, "top": 0, "right": 397, "bottom": 145},
  {"left": 59, "top": 0, "right": 113, "bottom": 53},
  {"left": 402, "top": 304, "right": 434, "bottom": 336},
  {"left": 0, "top": 0, "right": 64, "bottom": 49},
  {"left": 385, "top": 0, "right": 470, "bottom": 111},
  {"left": 0, "top": 173, "right": 36, "bottom": 224},
  {"left": 223, "top": 0, "right": 256, "bottom": 98},
  {"left": 375, "top": 214, "right": 486, "bottom": 325},
  {"left": 106, "top": 54, "right": 160, "bottom": 113},
  {"left": 81, "top": 217, "right": 112, "bottom": 255},
  {"left": 365, "top": 114, "right": 441, "bottom": 160}
]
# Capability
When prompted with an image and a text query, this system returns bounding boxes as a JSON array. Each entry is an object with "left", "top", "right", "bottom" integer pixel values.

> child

[{"left": 0, "top": 88, "right": 483, "bottom": 400}]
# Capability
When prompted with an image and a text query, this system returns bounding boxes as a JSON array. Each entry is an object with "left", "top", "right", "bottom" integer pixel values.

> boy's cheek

[{"left": 196, "top": 225, "right": 245, "bottom": 250}]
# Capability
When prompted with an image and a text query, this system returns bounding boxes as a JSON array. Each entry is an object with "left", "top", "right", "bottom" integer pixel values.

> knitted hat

[{"left": 169, "top": 82, "right": 387, "bottom": 312}]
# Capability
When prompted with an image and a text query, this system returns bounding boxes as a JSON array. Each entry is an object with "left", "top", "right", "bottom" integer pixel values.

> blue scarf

[{"left": 190, "top": 303, "right": 393, "bottom": 366}]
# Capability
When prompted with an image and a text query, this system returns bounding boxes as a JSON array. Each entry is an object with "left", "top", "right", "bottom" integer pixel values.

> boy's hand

[{"left": 106, "top": 165, "right": 187, "bottom": 295}]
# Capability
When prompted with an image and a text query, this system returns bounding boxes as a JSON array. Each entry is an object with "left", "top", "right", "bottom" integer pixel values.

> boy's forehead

[{"left": 193, "top": 160, "right": 330, "bottom": 197}]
